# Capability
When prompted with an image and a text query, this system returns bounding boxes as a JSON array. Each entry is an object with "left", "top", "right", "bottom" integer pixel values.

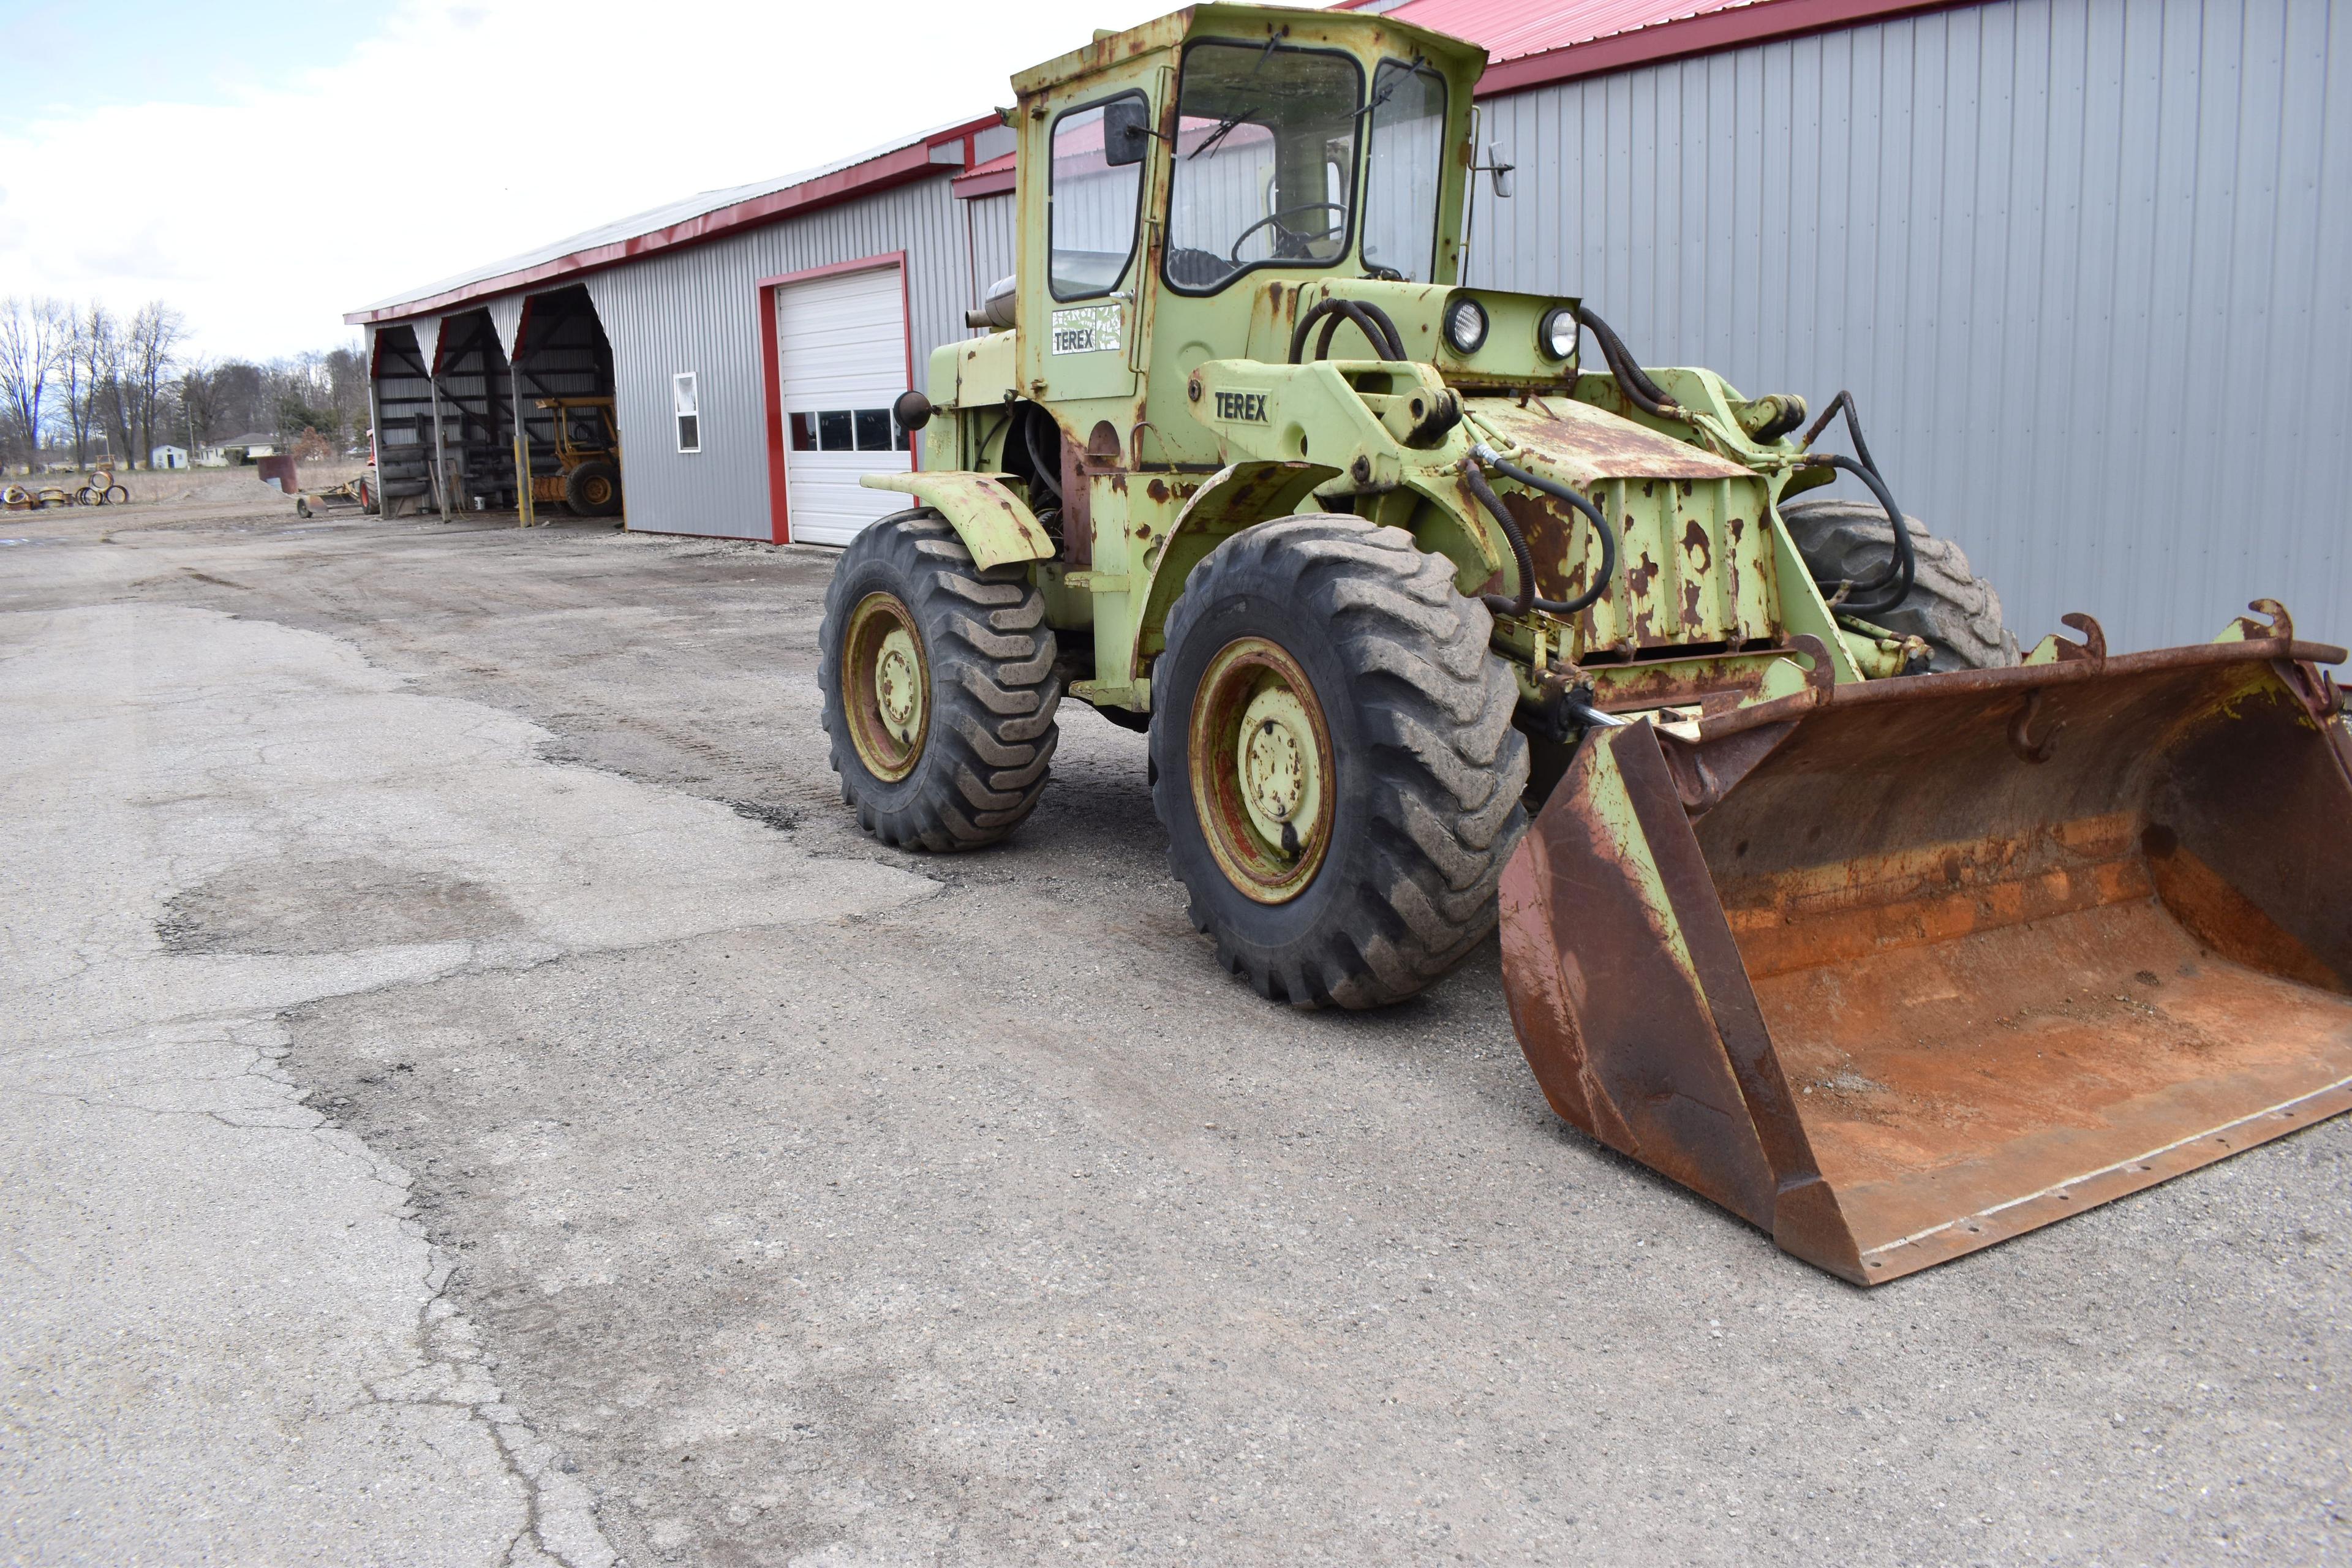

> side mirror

[
  {"left": 1103, "top": 97, "right": 1152, "bottom": 167},
  {"left": 1487, "top": 141, "right": 1515, "bottom": 198}
]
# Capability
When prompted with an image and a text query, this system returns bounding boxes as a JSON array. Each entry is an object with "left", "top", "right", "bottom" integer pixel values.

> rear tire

[
  {"left": 820, "top": 509, "right": 1060, "bottom": 851},
  {"left": 565, "top": 459, "right": 622, "bottom": 518},
  {"left": 1779, "top": 499, "right": 2018, "bottom": 669},
  {"left": 1151, "top": 516, "right": 1529, "bottom": 1009}
]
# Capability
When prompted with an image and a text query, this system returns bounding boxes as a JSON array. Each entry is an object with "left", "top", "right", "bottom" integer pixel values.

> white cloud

[{"left": 0, "top": 0, "right": 1180, "bottom": 360}]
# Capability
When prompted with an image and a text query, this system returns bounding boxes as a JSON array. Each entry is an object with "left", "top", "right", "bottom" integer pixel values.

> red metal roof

[
  {"left": 1335, "top": 0, "right": 1747, "bottom": 61},
  {"left": 1336, "top": 0, "right": 1963, "bottom": 93}
]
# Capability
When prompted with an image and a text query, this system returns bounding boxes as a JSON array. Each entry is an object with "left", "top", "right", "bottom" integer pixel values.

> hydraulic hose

[
  {"left": 1572, "top": 309, "right": 1687, "bottom": 421},
  {"left": 1287, "top": 297, "right": 1408, "bottom": 363},
  {"left": 1798, "top": 451, "right": 1915, "bottom": 616},
  {"left": 1800, "top": 390, "right": 1883, "bottom": 477},
  {"left": 1020, "top": 404, "right": 1063, "bottom": 507},
  {"left": 1790, "top": 390, "right": 1913, "bottom": 616},
  {"left": 1464, "top": 442, "right": 1619, "bottom": 619}
]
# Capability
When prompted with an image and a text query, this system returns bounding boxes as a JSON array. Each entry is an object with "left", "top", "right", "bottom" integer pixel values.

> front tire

[
  {"left": 819, "top": 510, "right": 1060, "bottom": 851},
  {"left": 1151, "top": 517, "right": 1529, "bottom": 1009},
  {"left": 1779, "top": 499, "right": 2018, "bottom": 669}
]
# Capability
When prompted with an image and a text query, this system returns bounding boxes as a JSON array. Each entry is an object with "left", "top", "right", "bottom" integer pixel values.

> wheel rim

[
  {"left": 843, "top": 591, "right": 929, "bottom": 780},
  {"left": 1188, "top": 636, "right": 1336, "bottom": 903},
  {"left": 584, "top": 475, "right": 612, "bottom": 507}
]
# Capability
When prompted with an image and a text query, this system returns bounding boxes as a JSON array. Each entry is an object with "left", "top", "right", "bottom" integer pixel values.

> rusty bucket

[{"left": 1499, "top": 626, "right": 2352, "bottom": 1284}]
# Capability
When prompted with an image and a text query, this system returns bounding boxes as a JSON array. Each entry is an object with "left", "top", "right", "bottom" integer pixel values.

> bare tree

[
  {"left": 0, "top": 297, "right": 68, "bottom": 470},
  {"left": 81, "top": 306, "right": 134, "bottom": 469},
  {"left": 179, "top": 357, "right": 222, "bottom": 455},
  {"left": 122, "top": 302, "right": 186, "bottom": 468},
  {"left": 54, "top": 309, "right": 94, "bottom": 467}
]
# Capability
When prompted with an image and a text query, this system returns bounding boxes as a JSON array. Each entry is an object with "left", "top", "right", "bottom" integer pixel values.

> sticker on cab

[{"left": 1050, "top": 304, "right": 1123, "bottom": 356}]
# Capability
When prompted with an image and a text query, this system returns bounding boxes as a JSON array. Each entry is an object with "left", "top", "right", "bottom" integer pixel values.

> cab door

[{"left": 1017, "top": 78, "right": 1159, "bottom": 405}]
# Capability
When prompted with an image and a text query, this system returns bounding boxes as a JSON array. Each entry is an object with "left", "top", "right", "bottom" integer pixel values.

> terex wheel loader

[{"left": 819, "top": 4, "right": 2352, "bottom": 1284}]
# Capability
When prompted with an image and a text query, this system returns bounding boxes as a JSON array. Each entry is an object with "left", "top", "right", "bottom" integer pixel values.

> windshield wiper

[
  {"left": 1185, "top": 34, "right": 1281, "bottom": 161},
  {"left": 1356, "top": 54, "right": 1427, "bottom": 121},
  {"left": 1186, "top": 108, "right": 1254, "bottom": 160}
]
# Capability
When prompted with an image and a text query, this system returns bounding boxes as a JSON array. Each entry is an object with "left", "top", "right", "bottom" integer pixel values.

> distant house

[
  {"left": 151, "top": 445, "right": 189, "bottom": 470},
  {"left": 197, "top": 433, "right": 278, "bottom": 467}
]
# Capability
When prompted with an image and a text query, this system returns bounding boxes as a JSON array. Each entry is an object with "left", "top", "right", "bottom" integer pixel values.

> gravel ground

[{"left": 1, "top": 488, "right": 2345, "bottom": 1566}]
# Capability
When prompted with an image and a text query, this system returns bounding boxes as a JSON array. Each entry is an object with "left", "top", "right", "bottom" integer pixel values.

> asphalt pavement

[{"left": 0, "top": 486, "right": 2343, "bottom": 1566}]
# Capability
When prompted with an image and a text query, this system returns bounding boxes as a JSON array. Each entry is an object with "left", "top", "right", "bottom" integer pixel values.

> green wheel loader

[{"left": 820, "top": 4, "right": 2352, "bottom": 1284}]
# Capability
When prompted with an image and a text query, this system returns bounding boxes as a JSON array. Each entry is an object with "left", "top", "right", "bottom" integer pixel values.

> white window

[{"left": 673, "top": 372, "right": 701, "bottom": 453}]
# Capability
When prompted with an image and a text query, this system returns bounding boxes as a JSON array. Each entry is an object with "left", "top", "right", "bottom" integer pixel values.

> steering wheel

[{"left": 1229, "top": 203, "right": 1347, "bottom": 263}]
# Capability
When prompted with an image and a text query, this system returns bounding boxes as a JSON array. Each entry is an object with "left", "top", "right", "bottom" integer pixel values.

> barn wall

[
  {"left": 967, "top": 193, "right": 1017, "bottom": 301},
  {"left": 1468, "top": 0, "right": 2351, "bottom": 652},
  {"left": 578, "top": 174, "right": 976, "bottom": 540}
]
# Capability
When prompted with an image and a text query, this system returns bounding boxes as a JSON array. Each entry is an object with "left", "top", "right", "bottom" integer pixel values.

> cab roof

[{"left": 1009, "top": 2, "right": 1488, "bottom": 100}]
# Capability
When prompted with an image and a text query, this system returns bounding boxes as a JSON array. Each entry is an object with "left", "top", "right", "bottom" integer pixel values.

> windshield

[
  {"left": 1164, "top": 40, "right": 1363, "bottom": 293},
  {"left": 1360, "top": 59, "right": 1447, "bottom": 282}
]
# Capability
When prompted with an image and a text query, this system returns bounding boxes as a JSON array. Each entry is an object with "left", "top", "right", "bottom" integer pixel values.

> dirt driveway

[{"left": 2, "top": 488, "right": 2345, "bottom": 1567}]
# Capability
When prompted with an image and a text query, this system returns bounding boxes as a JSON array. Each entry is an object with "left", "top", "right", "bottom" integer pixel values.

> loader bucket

[{"left": 1499, "top": 633, "right": 2352, "bottom": 1284}]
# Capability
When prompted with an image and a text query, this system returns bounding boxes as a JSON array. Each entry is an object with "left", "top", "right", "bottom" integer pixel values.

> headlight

[
  {"left": 1538, "top": 306, "right": 1579, "bottom": 361},
  {"left": 1443, "top": 297, "right": 1488, "bottom": 355}
]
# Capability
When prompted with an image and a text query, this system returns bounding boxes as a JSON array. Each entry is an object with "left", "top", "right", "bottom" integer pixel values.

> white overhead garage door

[{"left": 775, "top": 265, "right": 913, "bottom": 546}]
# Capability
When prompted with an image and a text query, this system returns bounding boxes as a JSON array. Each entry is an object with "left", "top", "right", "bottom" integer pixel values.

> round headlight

[
  {"left": 1538, "top": 306, "right": 1579, "bottom": 361},
  {"left": 1444, "top": 297, "right": 1488, "bottom": 355}
]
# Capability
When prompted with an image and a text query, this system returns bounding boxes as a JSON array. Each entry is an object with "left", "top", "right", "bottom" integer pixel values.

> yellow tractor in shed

[{"left": 530, "top": 396, "right": 624, "bottom": 518}]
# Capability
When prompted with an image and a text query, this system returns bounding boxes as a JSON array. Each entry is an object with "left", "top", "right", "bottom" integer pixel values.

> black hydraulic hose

[
  {"left": 1464, "top": 461, "right": 1535, "bottom": 619},
  {"left": 1790, "top": 390, "right": 1912, "bottom": 614},
  {"left": 1020, "top": 404, "right": 1063, "bottom": 507},
  {"left": 1799, "top": 389, "right": 1883, "bottom": 477},
  {"left": 1464, "top": 443, "right": 1620, "bottom": 619},
  {"left": 1287, "top": 297, "right": 1407, "bottom": 363},
  {"left": 1572, "top": 308, "right": 1686, "bottom": 420},
  {"left": 1800, "top": 451, "right": 1916, "bottom": 616}
]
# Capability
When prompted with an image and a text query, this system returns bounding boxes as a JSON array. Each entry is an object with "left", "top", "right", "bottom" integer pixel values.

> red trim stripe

[{"left": 349, "top": 125, "right": 987, "bottom": 326}]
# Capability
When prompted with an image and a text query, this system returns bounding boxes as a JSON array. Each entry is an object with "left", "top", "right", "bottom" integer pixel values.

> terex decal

[
  {"left": 1049, "top": 304, "right": 1123, "bottom": 355},
  {"left": 1214, "top": 390, "right": 1268, "bottom": 423}
]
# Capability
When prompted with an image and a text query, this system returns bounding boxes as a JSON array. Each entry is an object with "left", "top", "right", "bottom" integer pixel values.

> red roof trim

[
  {"left": 952, "top": 151, "right": 1017, "bottom": 200},
  {"left": 1469, "top": 0, "right": 1967, "bottom": 95},
  {"left": 347, "top": 118, "right": 996, "bottom": 325}
]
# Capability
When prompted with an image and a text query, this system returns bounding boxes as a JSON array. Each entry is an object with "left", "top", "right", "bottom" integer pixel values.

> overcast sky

[{"left": 0, "top": 0, "right": 1182, "bottom": 361}]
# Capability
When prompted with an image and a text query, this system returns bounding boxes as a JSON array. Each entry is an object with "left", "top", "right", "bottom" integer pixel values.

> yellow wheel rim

[
  {"left": 1188, "top": 636, "right": 1335, "bottom": 904},
  {"left": 843, "top": 591, "right": 929, "bottom": 780}
]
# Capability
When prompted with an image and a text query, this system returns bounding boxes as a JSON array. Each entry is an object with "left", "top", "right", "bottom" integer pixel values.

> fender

[
  {"left": 1125, "top": 461, "right": 1341, "bottom": 690},
  {"left": 860, "top": 471, "right": 1054, "bottom": 570}
]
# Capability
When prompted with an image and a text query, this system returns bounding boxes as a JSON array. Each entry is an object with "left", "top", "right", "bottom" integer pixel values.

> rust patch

[
  {"left": 1681, "top": 518, "right": 1713, "bottom": 573},
  {"left": 1470, "top": 395, "right": 1751, "bottom": 483},
  {"left": 1681, "top": 579, "right": 1706, "bottom": 628}
]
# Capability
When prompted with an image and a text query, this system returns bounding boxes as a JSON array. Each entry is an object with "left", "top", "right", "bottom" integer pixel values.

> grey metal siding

[
  {"left": 576, "top": 175, "right": 976, "bottom": 540},
  {"left": 967, "top": 193, "right": 1017, "bottom": 303},
  {"left": 1468, "top": 0, "right": 2350, "bottom": 654}
]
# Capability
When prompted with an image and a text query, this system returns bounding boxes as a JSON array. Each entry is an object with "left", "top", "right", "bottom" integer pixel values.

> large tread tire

[
  {"left": 564, "top": 458, "right": 623, "bottom": 518},
  {"left": 820, "top": 509, "right": 1060, "bottom": 851},
  {"left": 1150, "top": 516, "right": 1530, "bottom": 1009},
  {"left": 1779, "top": 498, "right": 2018, "bottom": 670}
]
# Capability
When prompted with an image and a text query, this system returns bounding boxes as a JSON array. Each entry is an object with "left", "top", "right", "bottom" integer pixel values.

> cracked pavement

[{"left": 0, "top": 484, "right": 2346, "bottom": 1566}]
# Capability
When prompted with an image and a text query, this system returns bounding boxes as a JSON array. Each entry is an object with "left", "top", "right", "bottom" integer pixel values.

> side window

[
  {"left": 673, "top": 372, "right": 700, "bottom": 453},
  {"left": 1049, "top": 92, "right": 1148, "bottom": 301},
  {"left": 793, "top": 409, "right": 901, "bottom": 453},
  {"left": 1361, "top": 59, "right": 1448, "bottom": 282}
]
